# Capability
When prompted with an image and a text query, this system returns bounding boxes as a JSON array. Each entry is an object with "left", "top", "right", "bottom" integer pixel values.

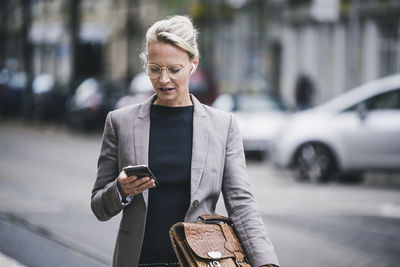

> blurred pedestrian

[
  {"left": 91, "top": 15, "right": 279, "bottom": 267},
  {"left": 295, "top": 73, "right": 315, "bottom": 110}
]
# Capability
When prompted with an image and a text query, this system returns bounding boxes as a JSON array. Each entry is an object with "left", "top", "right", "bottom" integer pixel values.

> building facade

[
  {"left": 1, "top": 0, "right": 399, "bottom": 110},
  {"left": 279, "top": 0, "right": 400, "bottom": 108}
]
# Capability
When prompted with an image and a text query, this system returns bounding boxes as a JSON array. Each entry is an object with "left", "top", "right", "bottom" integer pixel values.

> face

[{"left": 147, "top": 41, "right": 198, "bottom": 107}]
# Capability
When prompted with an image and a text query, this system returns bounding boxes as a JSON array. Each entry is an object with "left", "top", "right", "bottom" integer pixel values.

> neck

[{"left": 154, "top": 95, "right": 193, "bottom": 107}]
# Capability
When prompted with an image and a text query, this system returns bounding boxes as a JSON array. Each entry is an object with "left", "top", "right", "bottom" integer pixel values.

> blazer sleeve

[
  {"left": 91, "top": 111, "right": 125, "bottom": 221},
  {"left": 222, "top": 114, "right": 279, "bottom": 267}
]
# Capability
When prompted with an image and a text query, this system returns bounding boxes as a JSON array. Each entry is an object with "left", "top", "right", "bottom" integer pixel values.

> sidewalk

[
  {"left": 0, "top": 213, "right": 107, "bottom": 267},
  {"left": 0, "top": 120, "right": 114, "bottom": 266},
  {"left": 0, "top": 252, "right": 25, "bottom": 267}
]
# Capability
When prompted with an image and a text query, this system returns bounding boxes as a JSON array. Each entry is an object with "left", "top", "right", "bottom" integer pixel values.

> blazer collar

[
  {"left": 137, "top": 94, "right": 155, "bottom": 119},
  {"left": 134, "top": 94, "right": 209, "bottom": 207}
]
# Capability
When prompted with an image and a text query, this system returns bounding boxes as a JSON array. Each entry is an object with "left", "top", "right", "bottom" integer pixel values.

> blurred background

[{"left": 1, "top": 0, "right": 400, "bottom": 266}]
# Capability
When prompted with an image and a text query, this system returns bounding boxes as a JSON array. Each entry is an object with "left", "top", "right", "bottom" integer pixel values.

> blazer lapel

[
  {"left": 133, "top": 95, "right": 155, "bottom": 207},
  {"left": 190, "top": 95, "right": 209, "bottom": 199}
]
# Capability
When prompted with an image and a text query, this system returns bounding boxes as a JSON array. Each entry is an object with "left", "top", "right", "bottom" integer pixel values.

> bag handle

[{"left": 197, "top": 214, "right": 233, "bottom": 225}]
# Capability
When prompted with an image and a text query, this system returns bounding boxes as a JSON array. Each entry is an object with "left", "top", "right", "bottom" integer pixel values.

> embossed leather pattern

[{"left": 169, "top": 214, "right": 252, "bottom": 267}]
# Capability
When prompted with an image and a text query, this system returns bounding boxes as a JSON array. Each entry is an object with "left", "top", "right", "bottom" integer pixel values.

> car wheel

[{"left": 294, "top": 143, "right": 336, "bottom": 183}]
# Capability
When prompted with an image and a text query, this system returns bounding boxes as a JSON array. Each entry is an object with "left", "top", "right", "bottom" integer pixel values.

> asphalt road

[{"left": 1, "top": 120, "right": 399, "bottom": 267}]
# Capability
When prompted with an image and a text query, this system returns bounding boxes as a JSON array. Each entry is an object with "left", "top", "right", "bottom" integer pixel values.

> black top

[{"left": 139, "top": 104, "right": 194, "bottom": 263}]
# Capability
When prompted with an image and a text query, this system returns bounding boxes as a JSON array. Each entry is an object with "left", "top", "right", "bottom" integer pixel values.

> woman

[{"left": 91, "top": 15, "right": 279, "bottom": 267}]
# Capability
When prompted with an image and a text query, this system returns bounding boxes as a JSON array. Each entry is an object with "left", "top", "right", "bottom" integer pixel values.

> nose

[{"left": 158, "top": 68, "right": 171, "bottom": 84}]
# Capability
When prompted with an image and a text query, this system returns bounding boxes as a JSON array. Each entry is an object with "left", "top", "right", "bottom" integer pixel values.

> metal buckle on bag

[
  {"left": 207, "top": 251, "right": 222, "bottom": 267},
  {"left": 235, "top": 259, "right": 248, "bottom": 267},
  {"left": 208, "top": 251, "right": 222, "bottom": 259},
  {"left": 208, "top": 261, "right": 221, "bottom": 267}
]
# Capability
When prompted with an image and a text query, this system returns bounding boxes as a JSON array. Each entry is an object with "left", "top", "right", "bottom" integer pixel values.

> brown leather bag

[{"left": 169, "top": 214, "right": 252, "bottom": 267}]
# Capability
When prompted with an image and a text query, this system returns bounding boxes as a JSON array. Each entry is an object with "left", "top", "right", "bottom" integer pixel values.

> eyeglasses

[{"left": 146, "top": 63, "right": 185, "bottom": 79}]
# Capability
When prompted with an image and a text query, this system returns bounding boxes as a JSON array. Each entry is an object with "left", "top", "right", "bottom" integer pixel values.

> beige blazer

[{"left": 91, "top": 95, "right": 279, "bottom": 267}]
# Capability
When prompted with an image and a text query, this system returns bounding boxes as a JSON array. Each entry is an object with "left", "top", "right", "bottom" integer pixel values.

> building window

[{"left": 378, "top": 19, "right": 400, "bottom": 77}]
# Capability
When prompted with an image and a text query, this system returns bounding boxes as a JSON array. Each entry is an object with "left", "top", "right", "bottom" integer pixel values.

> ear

[
  {"left": 190, "top": 57, "right": 199, "bottom": 75},
  {"left": 190, "top": 64, "right": 196, "bottom": 75}
]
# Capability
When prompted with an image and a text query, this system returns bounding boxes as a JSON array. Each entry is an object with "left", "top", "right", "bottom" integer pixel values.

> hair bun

[{"left": 140, "top": 15, "right": 200, "bottom": 66}]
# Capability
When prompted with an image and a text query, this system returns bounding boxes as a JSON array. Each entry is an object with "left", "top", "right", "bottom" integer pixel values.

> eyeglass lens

[{"left": 147, "top": 64, "right": 183, "bottom": 78}]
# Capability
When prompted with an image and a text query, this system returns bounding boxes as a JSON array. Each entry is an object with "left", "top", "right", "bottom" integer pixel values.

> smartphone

[{"left": 123, "top": 165, "right": 159, "bottom": 188}]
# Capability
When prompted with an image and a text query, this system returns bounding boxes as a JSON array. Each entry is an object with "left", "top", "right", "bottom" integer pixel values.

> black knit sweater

[{"left": 139, "top": 104, "right": 193, "bottom": 263}]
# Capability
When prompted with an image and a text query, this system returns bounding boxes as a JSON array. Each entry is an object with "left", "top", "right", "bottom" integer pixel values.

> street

[{"left": 1, "top": 120, "right": 400, "bottom": 267}]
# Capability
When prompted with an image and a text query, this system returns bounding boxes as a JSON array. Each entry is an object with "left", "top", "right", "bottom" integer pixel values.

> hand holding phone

[{"left": 123, "top": 165, "right": 159, "bottom": 188}]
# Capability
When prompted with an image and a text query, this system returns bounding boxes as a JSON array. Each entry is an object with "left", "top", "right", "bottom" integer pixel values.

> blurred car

[
  {"left": 32, "top": 73, "right": 66, "bottom": 120},
  {"left": 67, "top": 77, "right": 122, "bottom": 130},
  {"left": 189, "top": 68, "right": 218, "bottom": 105},
  {"left": 114, "top": 72, "right": 153, "bottom": 109},
  {"left": 272, "top": 74, "right": 400, "bottom": 183},
  {"left": 0, "top": 68, "right": 27, "bottom": 115},
  {"left": 213, "top": 93, "right": 288, "bottom": 160}
]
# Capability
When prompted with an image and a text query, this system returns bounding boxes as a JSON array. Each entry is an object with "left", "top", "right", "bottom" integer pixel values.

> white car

[
  {"left": 213, "top": 93, "right": 288, "bottom": 160},
  {"left": 272, "top": 74, "right": 400, "bottom": 183}
]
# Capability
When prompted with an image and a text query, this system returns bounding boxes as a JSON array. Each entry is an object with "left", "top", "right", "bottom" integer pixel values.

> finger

[
  {"left": 135, "top": 179, "right": 156, "bottom": 192},
  {"left": 121, "top": 175, "right": 138, "bottom": 185},
  {"left": 133, "top": 176, "right": 151, "bottom": 187},
  {"left": 144, "top": 180, "right": 156, "bottom": 190},
  {"left": 126, "top": 177, "right": 148, "bottom": 191},
  {"left": 127, "top": 179, "right": 155, "bottom": 196},
  {"left": 127, "top": 184, "right": 142, "bottom": 196}
]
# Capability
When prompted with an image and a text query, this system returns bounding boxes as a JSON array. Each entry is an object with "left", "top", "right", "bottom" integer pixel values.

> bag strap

[
  {"left": 220, "top": 224, "right": 250, "bottom": 266},
  {"left": 197, "top": 214, "right": 233, "bottom": 225}
]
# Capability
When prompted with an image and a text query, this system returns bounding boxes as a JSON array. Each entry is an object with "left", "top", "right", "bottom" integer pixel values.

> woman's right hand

[{"left": 117, "top": 170, "right": 156, "bottom": 199}]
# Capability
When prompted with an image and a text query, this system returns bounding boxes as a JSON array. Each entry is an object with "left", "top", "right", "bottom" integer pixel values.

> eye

[
  {"left": 149, "top": 65, "right": 161, "bottom": 73},
  {"left": 168, "top": 65, "right": 182, "bottom": 74}
]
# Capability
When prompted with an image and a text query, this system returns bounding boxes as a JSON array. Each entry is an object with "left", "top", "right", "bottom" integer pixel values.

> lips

[{"left": 159, "top": 87, "right": 174, "bottom": 92}]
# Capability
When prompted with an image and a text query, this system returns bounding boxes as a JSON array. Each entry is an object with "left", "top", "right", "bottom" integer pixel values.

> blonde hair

[{"left": 140, "top": 15, "right": 199, "bottom": 66}]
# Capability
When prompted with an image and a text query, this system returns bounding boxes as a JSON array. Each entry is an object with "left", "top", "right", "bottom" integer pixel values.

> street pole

[
  {"left": 0, "top": 1, "right": 8, "bottom": 67},
  {"left": 347, "top": 0, "right": 360, "bottom": 90},
  {"left": 70, "top": 0, "right": 80, "bottom": 95},
  {"left": 22, "top": 0, "right": 33, "bottom": 117}
]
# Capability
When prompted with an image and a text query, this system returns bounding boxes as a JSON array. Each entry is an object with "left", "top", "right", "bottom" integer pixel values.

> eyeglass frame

[{"left": 145, "top": 63, "right": 191, "bottom": 79}]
